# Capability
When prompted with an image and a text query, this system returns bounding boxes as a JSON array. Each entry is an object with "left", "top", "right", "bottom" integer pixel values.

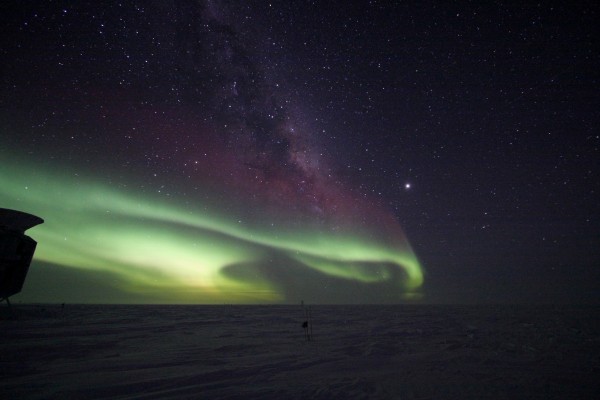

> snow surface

[{"left": 1, "top": 304, "right": 599, "bottom": 399}]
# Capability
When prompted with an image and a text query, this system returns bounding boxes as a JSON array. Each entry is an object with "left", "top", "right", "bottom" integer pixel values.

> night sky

[{"left": 2, "top": 1, "right": 598, "bottom": 304}]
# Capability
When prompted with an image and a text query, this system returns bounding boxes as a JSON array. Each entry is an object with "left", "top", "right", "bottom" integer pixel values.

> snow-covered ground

[{"left": 1, "top": 304, "right": 598, "bottom": 399}]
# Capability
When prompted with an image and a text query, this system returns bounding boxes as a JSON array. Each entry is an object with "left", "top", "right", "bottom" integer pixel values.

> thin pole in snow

[{"left": 301, "top": 300, "right": 312, "bottom": 341}]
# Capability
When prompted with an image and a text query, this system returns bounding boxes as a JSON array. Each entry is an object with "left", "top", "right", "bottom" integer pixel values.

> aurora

[
  {"left": 0, "top": 1, "right": 427, "bottom": 304},
  {"left": 1, "top": 155, "right": 423, "bottom": 304}
]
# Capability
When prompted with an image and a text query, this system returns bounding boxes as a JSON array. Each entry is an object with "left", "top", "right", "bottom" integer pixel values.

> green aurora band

[{"left": 1, "top": 157, "right": 423, "bottom": 303}]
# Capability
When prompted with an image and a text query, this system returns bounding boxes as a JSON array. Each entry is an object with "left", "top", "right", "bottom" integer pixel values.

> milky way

[
  {"left": 1, "top": 1, "right": 422, "bottom": 303},
  {"left": 7, "top": 1, "right": 596, "bottom": 304}
]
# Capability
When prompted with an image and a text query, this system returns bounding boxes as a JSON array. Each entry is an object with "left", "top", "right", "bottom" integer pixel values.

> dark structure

[{"left": 0, "top": 208, "right": 44, "bottom": 308}]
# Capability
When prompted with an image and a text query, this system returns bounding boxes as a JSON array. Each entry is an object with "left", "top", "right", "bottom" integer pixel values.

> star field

[{"left": 1, "top": 1, "right": 598, "bottom": 303}]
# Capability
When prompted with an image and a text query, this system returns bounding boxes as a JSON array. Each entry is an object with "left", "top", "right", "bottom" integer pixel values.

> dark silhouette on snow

[{"left": 0, "top": 208, "right": 44, "bottom": 311}]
